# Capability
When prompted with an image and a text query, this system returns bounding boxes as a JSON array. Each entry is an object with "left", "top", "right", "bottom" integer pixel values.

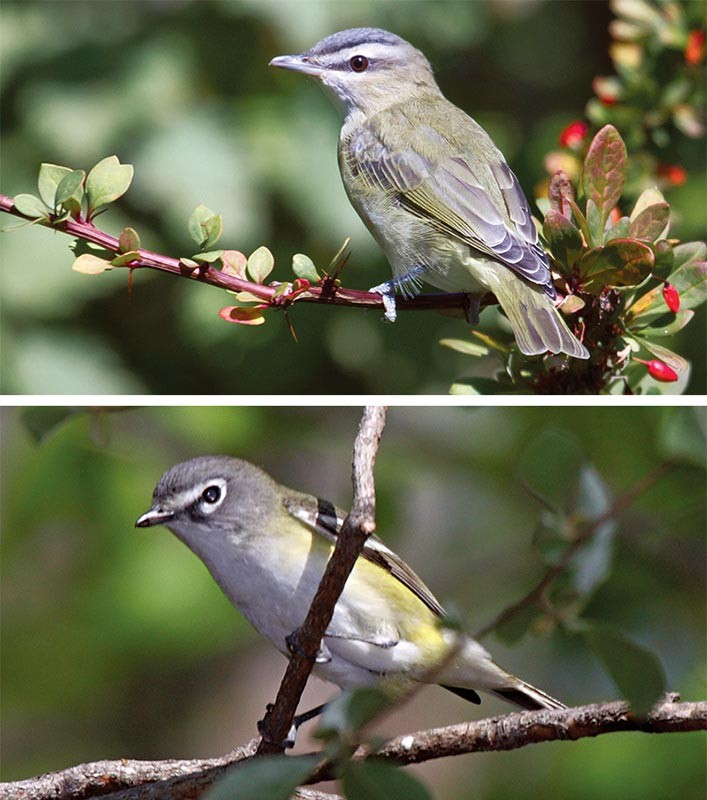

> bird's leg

[{"left": 370, "top": 264, "right": 428, "bottom": 322}]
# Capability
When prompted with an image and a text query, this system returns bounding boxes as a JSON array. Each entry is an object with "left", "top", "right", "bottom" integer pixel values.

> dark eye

[
  {"left": 350, "top": 55, "right": 369, "bottom": 72},
  {"left": 202, "top": 485, "right": 221, "bottom": 504}
]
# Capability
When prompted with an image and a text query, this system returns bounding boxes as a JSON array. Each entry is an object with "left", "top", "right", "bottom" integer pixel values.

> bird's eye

[
  {"left": 202, "top": 485, "right": 221, "bottom": 504},
  {"left": 350, "top": 55, "right": 369, "bottom": 72}
]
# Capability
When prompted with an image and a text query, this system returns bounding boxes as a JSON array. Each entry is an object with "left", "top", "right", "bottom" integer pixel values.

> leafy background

[
  {"left": 2, "top": 405, "right": 705, "bottom": 798},
  {"left": 2, "top": 0, "right": 704, "bottom": 394}
]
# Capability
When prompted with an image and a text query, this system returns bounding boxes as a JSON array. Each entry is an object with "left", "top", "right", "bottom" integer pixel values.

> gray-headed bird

[{"left": 270, "top": 28, "right": 589, "bottom": 359}]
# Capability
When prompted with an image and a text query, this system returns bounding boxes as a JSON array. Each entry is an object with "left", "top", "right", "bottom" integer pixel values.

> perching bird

[
  {"left": 270, "top": 28, "right": 588, "bottom": 359},
  {"left": 136, "top": 455, "right": 565, "bottom": 737}
]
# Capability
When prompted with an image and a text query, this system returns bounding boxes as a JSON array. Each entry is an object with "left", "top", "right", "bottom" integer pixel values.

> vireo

[
  {"left": 136, "top": 456, "right": 564, "bottom": 729},
  {"left": 270, "top": 29, "right": 589, "bottom": 359}
]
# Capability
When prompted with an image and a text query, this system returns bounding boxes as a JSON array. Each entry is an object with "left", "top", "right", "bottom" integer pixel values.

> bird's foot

[{"left": 370, "top": 265, "right": 428, "bottom": 322}]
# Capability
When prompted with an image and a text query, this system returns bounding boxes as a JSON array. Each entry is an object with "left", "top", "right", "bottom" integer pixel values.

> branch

[
  {"left": 257, "top": 405, "right": 388, "bottom": 754},
  {"left": 4, "top": 700, "right": 703, "bottom": 799},
  {"left": 474, "top": 459, "right": 675, "bottom": 640},
  {"left": 0, "top": 194, "right": 477, "bottom": 314}
]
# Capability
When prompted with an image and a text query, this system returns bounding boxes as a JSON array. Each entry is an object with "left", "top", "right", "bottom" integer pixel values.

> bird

[
  {"left": 136, "top": 455, "right": 565, "bottom": 739},
  {"left": 270, "top": 28, "right": 589, "bottom": 359}
]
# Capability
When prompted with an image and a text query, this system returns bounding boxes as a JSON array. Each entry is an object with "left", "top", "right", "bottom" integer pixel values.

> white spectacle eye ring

[{"left": 197, "top": 477, "right": 227, "bottom": 514}]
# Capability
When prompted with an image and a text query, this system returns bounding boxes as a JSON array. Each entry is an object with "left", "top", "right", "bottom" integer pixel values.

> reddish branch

[
  {"left": 0, "top": 194, "right": 477, "bottom": 314},
  {"left": 3, "top": 700, "right": 704, "bottom": 800}
]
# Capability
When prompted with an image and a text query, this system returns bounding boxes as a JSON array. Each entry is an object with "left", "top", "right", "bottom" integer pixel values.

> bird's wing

[
  {"left": 347, "top": 122, "right": 554, "bottom": 293},
  {"left": 284, "top": 492, "right": 446, "bottom": 619}
]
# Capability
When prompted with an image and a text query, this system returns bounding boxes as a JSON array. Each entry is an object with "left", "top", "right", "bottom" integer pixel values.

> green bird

[
  {"left": 136, "top": 456, "right": 565, "bottom": 740},
  {"left": 270, "top": 28, "right": 589, "bottom": 359}
]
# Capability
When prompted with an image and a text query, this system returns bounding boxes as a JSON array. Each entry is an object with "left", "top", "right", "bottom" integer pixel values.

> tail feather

[
  {"left": 492, "top": 274, "right": 589, "bottom": 360},
  {"left": 492, "top": 679, "right": 566, "bottom": 711}
]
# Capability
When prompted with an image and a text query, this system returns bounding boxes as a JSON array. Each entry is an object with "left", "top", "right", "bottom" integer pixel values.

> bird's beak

[
  {"left": 269, "top": 54, "right": 324, "bottom": 77},
  {"left": 135, "top": 506, "right": 174, "bottom": 528}
]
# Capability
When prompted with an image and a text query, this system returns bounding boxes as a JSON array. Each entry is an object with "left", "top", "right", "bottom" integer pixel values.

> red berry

[
  {"left": 662, "top": 283, "right": 680, "bottom": 313},
  {"left": 685, "top": 30, "right": 706, "bottom": 66},
  {"left": 559, "top": 120, "right": 589, "bottom": 149},
  {"left": 646, "top": 360, "right": 678, "bottom": 382},
  {"left": 657, "top": 163, "right": 687, "bottom": 186}
]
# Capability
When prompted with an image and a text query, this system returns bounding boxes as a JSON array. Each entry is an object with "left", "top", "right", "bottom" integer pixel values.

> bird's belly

[{"left": 351, "top": 192, "right": 491, "bottom": 295}]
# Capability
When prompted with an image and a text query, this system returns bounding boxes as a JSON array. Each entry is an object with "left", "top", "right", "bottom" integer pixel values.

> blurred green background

[
  {"left": 2, "top": 405, "right": 705, "bottom": 798},
  {"left": 2, "top": 0, "right": 704, "bottom": 394}
]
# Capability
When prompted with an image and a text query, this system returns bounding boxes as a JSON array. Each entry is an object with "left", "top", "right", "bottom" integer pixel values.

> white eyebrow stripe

[
  {"left": 171, "top": 477, "right": 226, "bottom": 508},
  {"left": 334, "top": 43, "right": 401, "bottom": 62}
]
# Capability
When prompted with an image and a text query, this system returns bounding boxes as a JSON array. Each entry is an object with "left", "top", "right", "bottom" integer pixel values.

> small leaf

[
  {"left": 630, "top": 186, "right": 666, "bottom": 220},
  {"left": 450, "top": 378, "right": 515, "bottom": 395},
  {"left": 13, "top": 193, "right": 49, "bottom": 219},
  {"left": 85, "top": 155, "right": 133, "bottom": 217},
  {"left": 578, "top": 239, "right": 653, "bottom": 294},
  {"left": 634, "top": 336, "right": 689, "bottom": 373},
  {"left": 587, "top": 625, "right": 666, "bottom": 713},
  {"left": 671, "top": 241, "right": 706, "bottom": 271},
  {"left": 54, "top": 169, "right": 85, "bottom": 213},
  {"left": 221, "top": 250, "right": 247, "bottom": 278},
  {"left": 585, "top": 198, "right": 602, "bottom": 247},
  {"left": 604, "top": 216, "right": 631, "bottom": 242},
  {"left": 543, "top": 210, "right": 584, "bottom": 273},
  {"left": 179, "top": 257, "right": 199, "bottom": 270},
  {"left": 582, "top": 125, "right": 627, "bottom": 228},
  {"left": 188, "top": 204, "right": 216, "bottom": 248},
  {"left": 118, "top": 227, "right": 141, "bottom": 253},
  {"left": 21, "top": 408, "right": 79, "bottom": 443},
  {"left": 192, "top": 250, "right": 224, "bottom": 263},
  {"left": 638, "top": 310, "right": 694, "bottom": 337},
  {"left": 246, "top": 246, "right": 274, "bottom": 283},
  {"left": 658, "top": 407, "right": 707, "bottom": 468},
  {"left": 548, "top": 169, "right": 575, "bottom": 220},
  {"left": 439, "top": 338, "right": 489, "bottom": 357},
  {"left": 203, "top": 754, "right": 318, "bottom": 800},
  {"left": 317, "top": 687, "right": 391, "bottom": 741},
  {"left": 560, "top": 294, "right": 586, "bottom": 314},
  {"left": 218, "top": 306, "right": 267, "bottom": 325},
  {"left": 235, "top": 291, "right": 266, "bottom": 303},
  {"left": 202, "top": 213, "right": 223, "bottom": 249},
  {"left": 343, "top": 761, "right": 433, "bottom": 800},
  {"left": 628, "top": 203, "right": 670, "bottom": 242},
  {"left": 570, "top": 466, "right": 615, "bottom": 597},
  {"left": 37, "top": 163, "right": 72, "bottom": 207},
  {"left": 110, "top": 251, "right": 141, "bottom": 266},
  {"left": 72, "top": 253, "right": 112, "bottom": 274},
  {"left": 292, "top": 253, "right": 319, "bottom": 282}
]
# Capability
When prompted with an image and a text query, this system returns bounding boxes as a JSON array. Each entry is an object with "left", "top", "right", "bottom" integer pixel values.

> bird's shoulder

[{"left": 283, "top": 490, "right": 446, "bottom": 618}]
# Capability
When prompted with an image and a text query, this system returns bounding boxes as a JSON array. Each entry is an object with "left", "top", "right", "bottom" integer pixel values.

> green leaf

[
  {"left": 218, "top": 306, "right": 267, "bottom": 325},
  {"left": 628, "top": 203, "right": 670, "bottom": 242},
  {"left": 118, "top": 227, "right": 141, "bottom": 253},
  {"left": 37, "top": 163, "right": 72, "bottom": 207},
  {"left": 54, "top": 169, "right": 85, "bottom": 210},
  {"left": 316, "top": 687, "right": 391, "bottom": 741},
  {"left": 578, "top": 239, "right": 653, "bottom": 294},
  {"left": 543, "top": 210, "right": 584, "bottom": 273},
  {"left": 70, "top": 239, "right": 115, "bottom": 260},
  {"left": 450, "top": 378, "right": 514, "bottom": 395},
  {"left": 494, "top": 603, "right": 542, "bottom": 645},
  {"left": 20, "top": 407, "right": 79, "bottom": 443},
  {"left": 668, "top": 258, "right": 707, "bottom": 311},
  {"left": 630, "top": 187, "right": 666, "bottom": 220},
  {"left": 587, "top": 626, "right": 666, "bottom": 713},
  {"left": 439, "top": 337, "right": 490, "bottom": 357},
  {"left": 292, "top": 253, "right": 319, "bottom": 282},
  {"left": 585, "top": 199, "right": 602, "bottom": 247},
  {"left": 604, "top": 216, "right": 631, "bottom": 242},
  {"left": 671, "top": 241, "right": 706, "bottom": 271},
  {"left": 85, "top": 155, "right": 134, "bottom": 217},
  {"left": 13, "top": 193, "right": 49, "bottom": 219},
  {"left": 188, "top": 204, "right": 217, "bottom": 248},
  {"left": 247, "top": 246, "right": 275, "bottom": 283},
  {"left": 192, "top": 250, "right": 224, "bottom": 263},
  {"left": 202, "top": 213, "right": 223, "bottom": 249},
  {"left": 343, "top": 760, "right": 433, "bottom": 800},
  {"left": 570, "top": 466, "right": 615, "bottom": 597},
  {"left": 110, "top": 251, "right": 141, "bottom": 266},
  {"left": 638, "top": 310, "right": 694, "bottom": 337},
  {"left": 582, "top": 125, "right": 627, "bottom": 228},
  {"left": 202, "top": 754, "right": 318, "bottom": 800},
  {"left": 657, "top": 407, "right": 707, "bottom": 468},
  {"left": 518, "top": 428, "right": 586, "bottom": 512},
  {"left": 72, "top": 253, "right": 112, "bottom": 275}
]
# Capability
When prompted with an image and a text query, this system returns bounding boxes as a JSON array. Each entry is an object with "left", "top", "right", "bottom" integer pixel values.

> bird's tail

[
  {"left": 490, "top": 677, "right": 566, "bottom": 711},
  {"left": 491, "top": 273, "right": 589, "bottom": 360}
]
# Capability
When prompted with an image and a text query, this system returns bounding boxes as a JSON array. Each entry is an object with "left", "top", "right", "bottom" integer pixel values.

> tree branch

[
  {"left": 0, "top": 194, "right": 478, "bottom": 314},
  {"left": 474, "top": 459, "right": 675, "bottom": 640},
  {"left": 4, "top": 700, "right": 703, "bottom": 800},
  {"left": 256, "top": 405, "right": 388, "bottom": 754}
]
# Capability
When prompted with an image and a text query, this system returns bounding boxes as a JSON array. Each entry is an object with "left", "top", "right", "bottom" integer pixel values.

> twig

[
  {"left": 4, "top": 700, "right": 704, "bottom": 800},
  {"left": 0, "top": 195, "right": 480, "bottom": 314},
  {"left": 474, "top": 459, "right": 675, "bottom": 640},
  {"left": 256, "top": 406, "right": 388, "bottom": 754}
]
